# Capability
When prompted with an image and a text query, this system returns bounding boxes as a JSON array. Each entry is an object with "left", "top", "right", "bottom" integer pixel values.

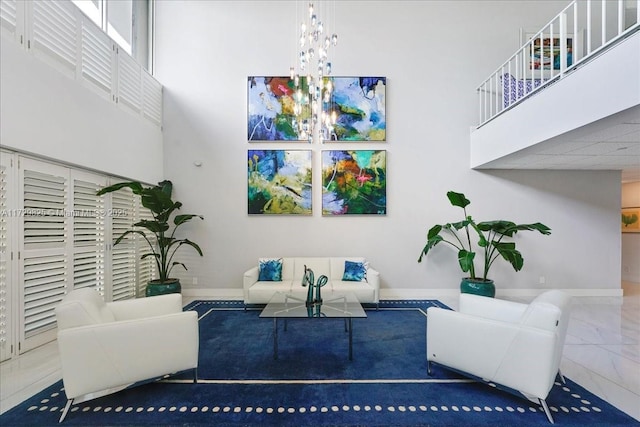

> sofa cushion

[
  {"left": 342, "top": 260, "right": 367, "bottom": 281},
  {"left": 330, "top": 280, "right": 376, "bottom": 302},
  {"left": 248, "top": 281, "right": 295, "bottom": 302},
  {"left": 329, "top": 257, "right": 367, "bottom": 281},
  {"left": 258, "top": 258, "right": 283, "bottom": 281}
]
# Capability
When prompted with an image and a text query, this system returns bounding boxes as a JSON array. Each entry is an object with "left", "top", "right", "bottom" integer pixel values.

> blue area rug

[{"left": 1, "top": 300, "right": 637, "bottom": 426}]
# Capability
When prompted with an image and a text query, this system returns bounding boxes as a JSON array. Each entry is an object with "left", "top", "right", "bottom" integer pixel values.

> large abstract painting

[
  {"left": 322, "top": 150, "right": 386, "bottom": 215},
  {"left": 248, "top": 150, "right": 312, "bottom": 215},
  {"left": 247, "top": 76, "right": 386, "bottom": 141},
  {"left": 248, "top": 77, "right": 299, "bottom": 141},
  {"left": 331, "top": 77, "right": 386, "bottom": 141}
]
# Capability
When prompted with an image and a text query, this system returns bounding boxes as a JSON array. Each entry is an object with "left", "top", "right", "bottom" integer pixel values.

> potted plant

[
  {"left": 418, "top": 191, "right": 551, "bottom": 297},
  {"left": 97, "top": 180, "right": 204, "bottom": 297}
]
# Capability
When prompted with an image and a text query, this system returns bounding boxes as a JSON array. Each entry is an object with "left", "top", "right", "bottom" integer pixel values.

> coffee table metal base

[
  {"left": 260, "top": 292, "right": 366, "bottom": 361},
  {"left": 272, "top": 317, "right": 353, "bottom": 360}
]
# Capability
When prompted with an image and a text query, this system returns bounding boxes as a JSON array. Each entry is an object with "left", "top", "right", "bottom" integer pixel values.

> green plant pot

[
  {"left": 460, "top": 278, "right": 495, "bottom": 298},
  {"left": 146, "top": 279, "right": 182, "bottom": 297}
]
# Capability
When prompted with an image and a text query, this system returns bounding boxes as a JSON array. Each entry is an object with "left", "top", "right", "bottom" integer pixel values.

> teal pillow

[
  {"left": 342, "top": 260, "right": 366, "bottom": 282},
  {"left": 258, "top": 258, "right": 282, "bottom": 281}
]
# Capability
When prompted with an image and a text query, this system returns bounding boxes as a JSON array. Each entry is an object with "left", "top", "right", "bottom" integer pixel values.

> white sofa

[
  {"left": 243, "top": 257, "right": 380, "bottom": 305},
  {"left": 55, "top": 289, "right": 199, "bottom": 422},
  {"left": 426, "top": 290, "right": 572, "bottom": 423}
]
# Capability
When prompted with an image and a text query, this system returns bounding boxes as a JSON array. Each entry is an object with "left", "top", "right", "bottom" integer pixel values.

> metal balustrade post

[
  {"left": 573, "top": 3, "right": 578, "bottom": 62},
  {"left": 587, "top": 0, "right": 591, "bottom": 56},
  {"left": 560, "top": 13, "right": 567, "bottom": 74},
  {"left": 602, "top": 0, "right": 606, "bottom": 46},
  {"left": 618, "top": 0, "right": 624, "bottom": 35}
]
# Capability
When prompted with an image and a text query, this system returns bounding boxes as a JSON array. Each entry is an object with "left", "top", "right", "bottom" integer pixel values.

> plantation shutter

[
  {"left": 0, "top": 0, "right": 18, "bottom": 37},
  {"left": 80, "top": 15, "right": 115, "bottom": 99},
  {"left": 117, "top": 50, "right": 142, "bottom": 113},
  {"left": 71, "top": 172, "right": 106, "bottom": 294},
  {"left": 30, "top": 0, "right": 78, "bottom": 77},
  {"left": 110, "top": 185, "right": 136, "bottom": 301},
  {"left": 19, "top": 157, "right": 70, "bottom": 352},
  {"left": 0, "top": 152, "right": 15, "bottom": 362},
  {"left": 142, "top": 70, "right": 162, "bottom": 126},
  {"left": 136, "top": 200, "right": 156, "bottom": 297}
]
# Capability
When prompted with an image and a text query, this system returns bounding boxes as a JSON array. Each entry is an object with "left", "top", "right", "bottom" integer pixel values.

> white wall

[
  {"left": 0, "top": 36, "right": 163, "bottom": 183},
  {"left": 622, "top": 181, "right": 640, "bottom": 283},
  {"left": 154, "top": 0, "right": 622, "bottom": 297}
]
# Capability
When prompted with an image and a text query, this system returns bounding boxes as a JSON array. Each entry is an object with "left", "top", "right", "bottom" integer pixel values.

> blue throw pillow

[
  {"left": 342, "top": 260, "right": 366, "bottom": 282},
  {"left": 258, "top": 258, "right": 282, "bottom": 281}
]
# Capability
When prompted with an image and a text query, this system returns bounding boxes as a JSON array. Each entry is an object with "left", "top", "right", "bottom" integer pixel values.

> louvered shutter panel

[
  {"left": 0, "top": 0, "right": 18, "bottom": 37},
  {"left": 30, "top": 0, "right": 78, "bottom": 76},
  {"left": 142, "top": 70, "right": 162, "bottom": 126},
  {"left": 72, "top": 173, "right": 105, "bottom": 294},
  {"left": 110, "top": 186, "right": 136, "bottom": 301},
  {"left": 117, "top": 50, "right": 142, "bottom": 113},
  {"left": 80, "top": 15, "right": 114, "bottom": 99},
  {"left": 136, "top": 201, "right": 156, "bottom": 297},
  {"left": 20, "top": 158, "right": 70, "bottom": 351},
  {"left": 0, "top": 152, "right": 14, "bottom": 362}
]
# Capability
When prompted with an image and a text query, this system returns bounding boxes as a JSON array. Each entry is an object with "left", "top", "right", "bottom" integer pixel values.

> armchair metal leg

[
  {"left": 193, "top": 367, "right": 199, "bottom": 384},
  {"left": 539, "top": 398, "right": 555, "bottom": 424},
  {"left": 59, "top": 399, "right": 73, "bottom": 423},
  {"left": 557, "top": 369, "right": 566, "bottom": 384},
  {"left": 427, "top": 360, "right": 433, "bottom": 376}
]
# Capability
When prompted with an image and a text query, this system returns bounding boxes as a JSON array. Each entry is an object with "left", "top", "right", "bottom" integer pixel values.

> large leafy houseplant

[
  {"left": 97, "top": 180, "right": 203, "bottom": 296},
  {"left": 418, "top": 191, "right": 551, "bottom": 296}
]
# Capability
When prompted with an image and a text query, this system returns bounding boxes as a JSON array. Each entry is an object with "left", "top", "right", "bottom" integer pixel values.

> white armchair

[
  {"left": 426, "top": 290, "right": 572, "bottom": 424},
  {"left": 55, "top": 288, "right": 199, "bottom": 422}
]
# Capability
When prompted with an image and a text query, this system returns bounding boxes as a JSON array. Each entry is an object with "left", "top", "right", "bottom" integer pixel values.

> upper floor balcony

[{"left": 470, "top": 0, "right": 640, "bottom": 182}]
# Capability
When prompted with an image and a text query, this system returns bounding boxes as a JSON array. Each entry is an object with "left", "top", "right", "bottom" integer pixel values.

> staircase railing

[{"left": 476, "top": 0, "right": 639, "bottom": 127}]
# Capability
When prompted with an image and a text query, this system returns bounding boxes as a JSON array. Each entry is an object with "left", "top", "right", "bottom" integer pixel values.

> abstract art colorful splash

[
  {"left": 247, "top": 76, "right": 386, "bottom": 141},
  {"left": 248, "top": 77, "right": 300, "bottom": 141},
  {"left": 248, "top": 150, "right": 312, "bottom": 215},
  {"left": 322, "top": 150, "right": 386, "bottom": 215},
  {"left": 332, "top": 77, "right": 386, "bottom": 141}
]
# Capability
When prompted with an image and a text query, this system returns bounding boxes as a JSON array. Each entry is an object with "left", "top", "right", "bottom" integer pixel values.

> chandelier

[{"left": 290, "top": 1, "right": 338, "bottom": 143}]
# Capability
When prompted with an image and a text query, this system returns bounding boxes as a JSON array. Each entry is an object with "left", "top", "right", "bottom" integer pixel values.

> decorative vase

[
  {"left": 146, "top": 278, "right": 182, "bottom": 297},
  {"left": 460, "top": 278, "right": 495, "bottom": 298}
]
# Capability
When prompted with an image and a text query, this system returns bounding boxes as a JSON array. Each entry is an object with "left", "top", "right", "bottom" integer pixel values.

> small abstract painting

[
  {"left": 622, "top": 208, "right": 640, "bottom": 232},
  {"left": 248, "top": 150, "right": 312, "bottom": 215},
  {"left": 322, "top": 150, "right": 386, "bottom": 215},
  {"left": 247, "top": 76, "right": 386, "bottom": 142}
]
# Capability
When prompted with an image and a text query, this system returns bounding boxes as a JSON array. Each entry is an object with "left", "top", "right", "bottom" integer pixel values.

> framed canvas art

[
  {"left": 330, "top": 77, "right": 386, "bottom": 141},
  {"left": 247, "top": 77, "right": 301, "bottom": 141},
  {"left": 322, "top": 150, "right": 386, "bottom": 215},
  {"left": 622, "top": 207, "right": 640, "bottom": 232},
  {"left": 247, "top": 76, "right": 386, "bottom": 142},
  {"left": 527, "top": 35, "right": 573, "bottom": 70},
  {"left": 247, "top": 150, "right": 312, "bottom": 215}
]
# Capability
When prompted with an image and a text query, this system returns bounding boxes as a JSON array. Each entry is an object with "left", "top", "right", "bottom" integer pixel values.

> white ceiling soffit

[{"left": 477, "top": 105, "right": 640, "bottom": 183}]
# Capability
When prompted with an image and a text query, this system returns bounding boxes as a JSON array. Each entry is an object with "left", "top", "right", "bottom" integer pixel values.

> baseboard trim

[{"left": 182, "top": 287, "right": 623, "bottom": 300}]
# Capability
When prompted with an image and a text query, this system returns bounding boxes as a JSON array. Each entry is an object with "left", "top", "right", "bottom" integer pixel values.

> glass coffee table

[{"left": 260, "top": 291, "right": 367, "bottom": 360}]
